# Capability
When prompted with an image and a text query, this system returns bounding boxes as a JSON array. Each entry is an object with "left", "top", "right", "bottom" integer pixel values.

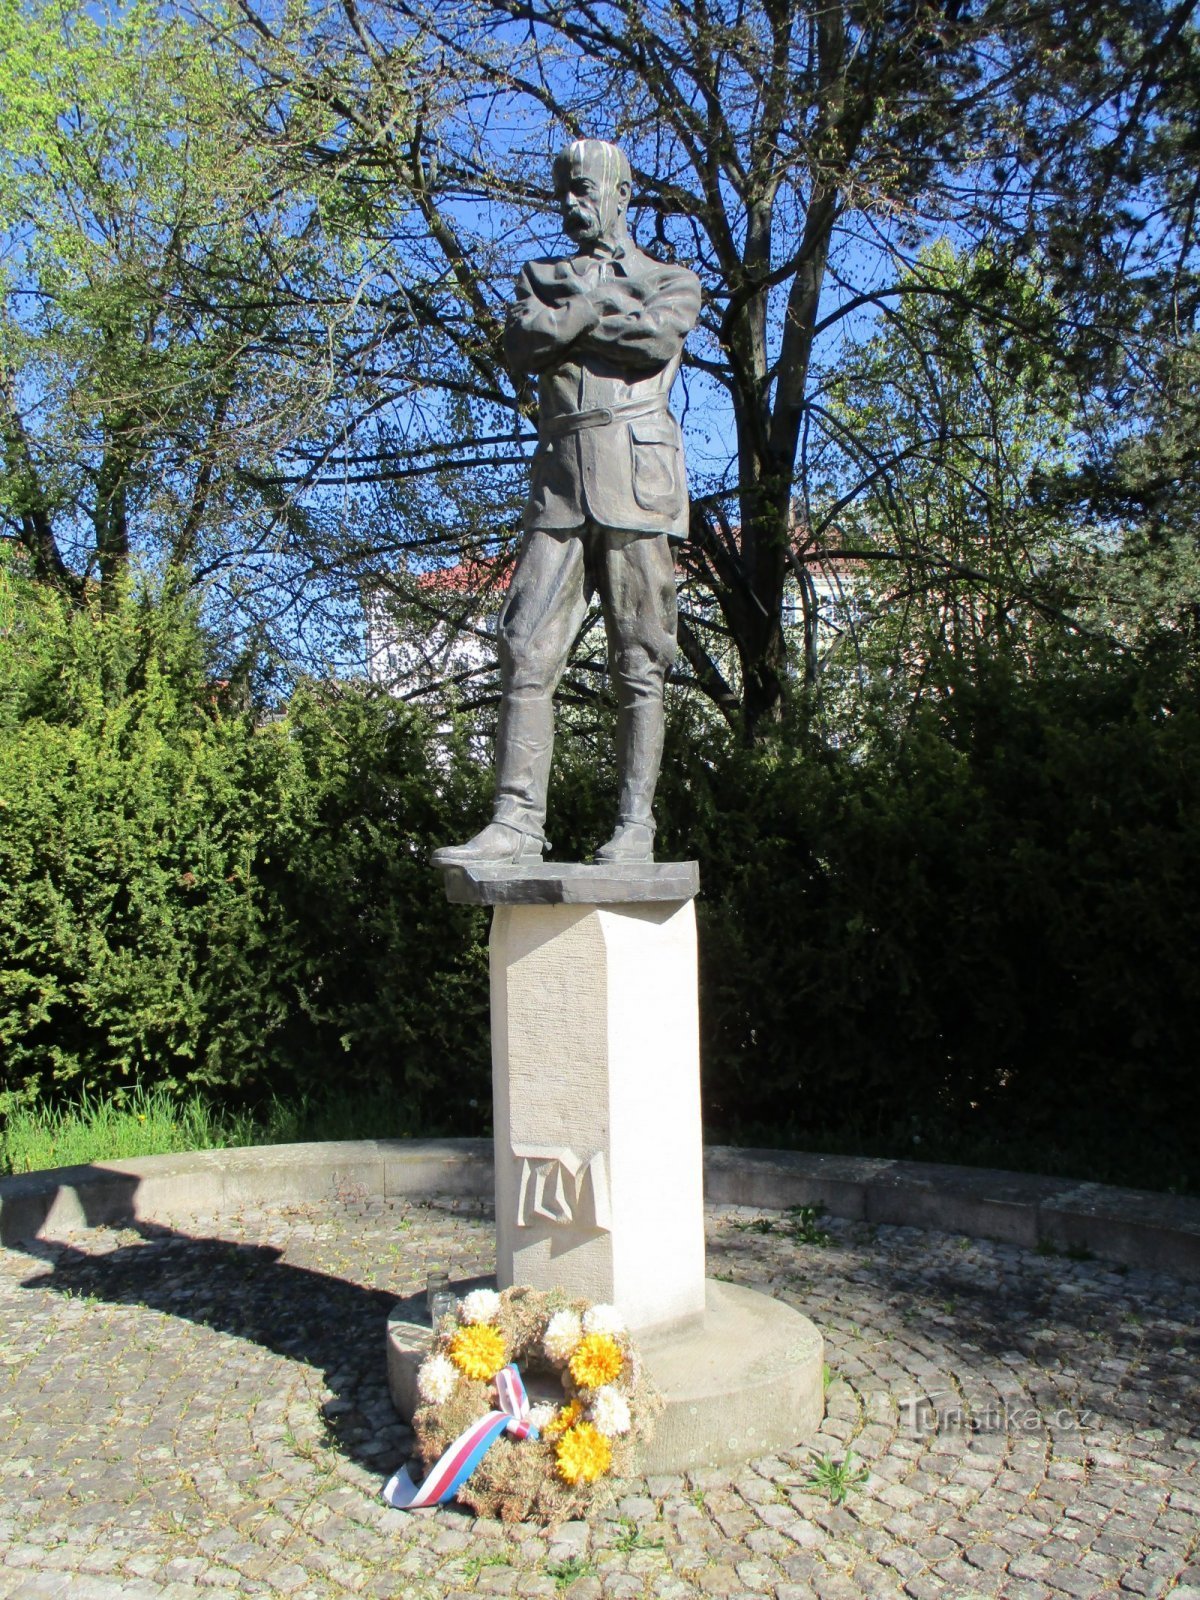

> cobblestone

[{"left": 1, "top": 1197, "right": 1197, "bottom": 1598}]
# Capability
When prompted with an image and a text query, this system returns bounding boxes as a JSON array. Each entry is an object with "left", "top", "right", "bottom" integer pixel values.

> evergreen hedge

[
  {"left": 2, "top": 568, "right": 1196, "bottom": 1188},
  {"left": 655, "top": 651, "right": 1200, "bottom": 1188},
  {"left": 0, "top": 568, "right": 491, "bottom": 1131}
]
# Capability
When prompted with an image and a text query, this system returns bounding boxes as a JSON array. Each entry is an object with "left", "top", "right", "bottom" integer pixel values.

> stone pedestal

[
  {"left": 453, "top": 864, "right": 705, "bottom": 1332},
  {"left": 390, "top": 860, "right": 824, "bottom": 1472}
]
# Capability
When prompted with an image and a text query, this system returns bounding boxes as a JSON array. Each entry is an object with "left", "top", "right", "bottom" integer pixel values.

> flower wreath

[{"left": 398, "top": 1285, "right": 658, "bottom": 1522}]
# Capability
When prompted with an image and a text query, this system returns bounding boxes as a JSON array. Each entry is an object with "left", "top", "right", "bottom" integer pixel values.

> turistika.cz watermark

[{"left": 898, "top": 1397, "right": 1096, "bottom": 1435}]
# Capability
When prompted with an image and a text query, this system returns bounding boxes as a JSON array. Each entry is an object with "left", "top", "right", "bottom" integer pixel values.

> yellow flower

[
  {"left": 555, "top": 1422, "right": 613, "bottom": 1484},
  {"left": 448, "top": 1323, "right": 507, "bottom": 1381},
  {"left": 568, "top": 1332, "right": 623, "bottom": 1389},
  {"left": 542, "top": 1399, "right": 584, "bottom": 1438}
]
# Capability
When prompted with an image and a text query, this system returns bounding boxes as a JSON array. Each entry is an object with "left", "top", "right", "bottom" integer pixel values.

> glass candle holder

[
  {"left": 430, "top": 1287, "right": 458, "bottom": 1327},
  {"left": 426, "top": 1270, "right": 453, "bottom": 1325}
]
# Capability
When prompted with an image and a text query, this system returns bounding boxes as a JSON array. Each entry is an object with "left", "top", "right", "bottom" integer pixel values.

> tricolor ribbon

[{"left": 383, "top": 1364, "right": 539, "bottom": 1511}]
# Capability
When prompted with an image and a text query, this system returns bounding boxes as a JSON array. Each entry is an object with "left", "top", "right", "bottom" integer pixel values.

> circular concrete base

[{"left": 386, "top": 1278, "right": 824, "bottom": 1475}]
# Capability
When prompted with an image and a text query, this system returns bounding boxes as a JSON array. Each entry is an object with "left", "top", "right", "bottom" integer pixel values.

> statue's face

[{"left": 558, "top": 149, "right": 628, "bottom": 248}]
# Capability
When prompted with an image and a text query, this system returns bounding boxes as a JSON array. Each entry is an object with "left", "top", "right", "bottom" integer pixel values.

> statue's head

[{"left": 552, "top": 139, "right": 632, "bottom": 249}]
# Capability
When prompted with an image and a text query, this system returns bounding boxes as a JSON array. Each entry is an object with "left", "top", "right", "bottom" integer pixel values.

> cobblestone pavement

[{"left": 1, "top": 1196, "right": 1198, "bottom": 1600}]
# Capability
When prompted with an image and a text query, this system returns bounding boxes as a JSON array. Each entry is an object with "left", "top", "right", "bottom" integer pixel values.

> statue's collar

[{"left": 570, "top": 240, "right": 648, "bottom": 276}]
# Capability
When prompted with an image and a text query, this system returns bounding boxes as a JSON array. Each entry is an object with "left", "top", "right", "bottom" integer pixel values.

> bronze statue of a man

[{"left": 433, "top": 139, "right": 701, "bottom": 867}]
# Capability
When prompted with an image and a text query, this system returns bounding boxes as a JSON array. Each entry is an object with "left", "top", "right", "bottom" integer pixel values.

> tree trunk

[{"left": 95, "top": 441, "right": 131, "bottom": 612}]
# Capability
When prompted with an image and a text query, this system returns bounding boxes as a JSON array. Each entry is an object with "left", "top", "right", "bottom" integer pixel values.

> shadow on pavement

[
  {"left": 12, "top": 1214, "right": 434, "bottom": 1476},
  {"left": 713, "top": 1216, "right": 1198, "bottom": 1441}
]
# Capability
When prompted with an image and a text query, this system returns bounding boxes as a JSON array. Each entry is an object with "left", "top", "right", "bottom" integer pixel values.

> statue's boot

[
  {"left": 595, "top": 699, "right": 662, "bottom": 863},
  {"left": 430, "top": 694, "right": 552, "bottom": 866},
  {"left": 430, "top": 820, "right": 545, "bottom": 867}
]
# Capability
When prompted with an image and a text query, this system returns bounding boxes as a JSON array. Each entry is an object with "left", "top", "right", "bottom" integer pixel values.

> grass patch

[
  {"left": 0, "top": 1085, "right": 252, "bottom": 1174},
  {"left": 733, "top": 1204, "right": 832, "bottom": 1247},
  {"left": 545, "top": 1555, "right": 596, "bottom": 1589},
  {"left": 0, "top": 1084, "right": 429, "bottom": 1176},
  {"left": 459, "top": 1551, "right": 513, "bottom": 1578},
  {"left": 803, "top": 1449, "right": 870, "bottom": 1505},
  {"left": 609, "top": 1518, "right": 663, "bottom": 1554}
]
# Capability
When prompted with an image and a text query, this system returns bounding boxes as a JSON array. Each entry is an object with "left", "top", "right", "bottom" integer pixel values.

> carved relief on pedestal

[{"left": 513, "top": 1146, "right": 612, "bottom": 1232}]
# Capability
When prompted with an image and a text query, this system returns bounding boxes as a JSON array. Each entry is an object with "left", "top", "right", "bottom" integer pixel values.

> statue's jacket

[{"left": 504, "top": 243, "right": 702, "bottom": 540}]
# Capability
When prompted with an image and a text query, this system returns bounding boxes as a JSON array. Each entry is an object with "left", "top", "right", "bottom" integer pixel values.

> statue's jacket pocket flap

[
  {"left": 629, "top": 414, "right": 677, "bottom": 448},
  {"left": 628, "top": 415, "right": 681, "bottom": 512}
]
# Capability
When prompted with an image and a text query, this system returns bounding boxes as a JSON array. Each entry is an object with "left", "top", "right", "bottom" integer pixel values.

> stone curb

[
  {"left": 0, "top": 1138, "right": 492, "bottom": 1246},
  {"left": 1, "top": 1138, "right": 1197, "bottom": 1278},
  {"left": 703, "top": 1147, "right": 1200, "bottom": 1278}
]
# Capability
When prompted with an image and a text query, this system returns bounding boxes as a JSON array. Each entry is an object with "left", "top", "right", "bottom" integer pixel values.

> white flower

[
  {"left": 582, "top": 1303, "right": 626, "bottom": 1338},
  {"left": 416, "top": 1352, "right": 458, "bottom": 1405},
  {"left": 590, "top": 1386, "right": 632, "bottom": 1437},
  {"left": 543, "top": 1308, "right": 583, "bottom": 1365},
  {"left": 527, "top": 1402, "right": 557, "bottom": 1433},
  {"left": 460, "top": 1288, "right": 502, "bottom": 1325}
]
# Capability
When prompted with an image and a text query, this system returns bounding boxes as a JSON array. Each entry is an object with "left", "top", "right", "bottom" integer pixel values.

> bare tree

[
  {"left": 8, "top": 0, "right": 1194, "bottom": 717},
  {"left": 229, "top": 0, "right": 1194, "bottom": 731}
]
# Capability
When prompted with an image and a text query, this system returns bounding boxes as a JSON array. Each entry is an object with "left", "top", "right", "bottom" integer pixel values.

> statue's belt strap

[{"left": 542, "top": 398, "right": 668, "bottom": 439}]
